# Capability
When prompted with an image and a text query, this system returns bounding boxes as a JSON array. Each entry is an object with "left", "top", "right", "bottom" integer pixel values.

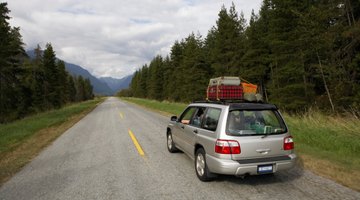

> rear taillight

[
  {"left": 283, "top": 136, "right": 294, "bottom": 150},
  {"left": 215, "top": 139, "right": 241, "bottom": 154}
]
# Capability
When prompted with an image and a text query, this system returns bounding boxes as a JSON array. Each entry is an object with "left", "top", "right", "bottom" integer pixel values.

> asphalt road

[{"left": 1, "top": 97, "right": 359, "bottom": 200}]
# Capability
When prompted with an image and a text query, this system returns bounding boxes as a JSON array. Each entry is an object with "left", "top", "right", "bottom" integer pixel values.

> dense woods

[
  {"left": 0, "top": 3, "right": 93, "bottom": 123},
  {"left": 124, "top": 0, "right": 360, "bottom": 112}
]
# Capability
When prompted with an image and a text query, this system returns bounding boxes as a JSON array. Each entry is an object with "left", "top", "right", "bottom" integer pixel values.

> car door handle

[{"left": 193, "top": 129, "right": 198, "bottom": 134}]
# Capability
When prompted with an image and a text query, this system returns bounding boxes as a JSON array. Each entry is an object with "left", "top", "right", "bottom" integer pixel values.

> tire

[
  {"left": 195, "top": 148, "right": 215, "bottom": 181},
  {"left": 167, "top": 132, "right": 178, "bottom": 153}
]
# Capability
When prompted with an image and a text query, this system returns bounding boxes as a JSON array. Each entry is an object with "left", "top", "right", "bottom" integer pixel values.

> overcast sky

[{"left": 7, "top": 0, "right": 262, "bottom": 79}]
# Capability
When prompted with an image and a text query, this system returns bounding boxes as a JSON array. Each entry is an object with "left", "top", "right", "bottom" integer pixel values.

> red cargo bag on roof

[
  {"left": 207, "top": 85, "right": 243, "bottom": 100},
  {"left": 206, "top": 77, "right": 243, "bottom": 101}
]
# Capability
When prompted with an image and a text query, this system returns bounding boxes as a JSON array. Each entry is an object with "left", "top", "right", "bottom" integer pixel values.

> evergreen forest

[
  {"left": 123, "top": 0, "right": 360, "bottom": 112},
  {"left": 0, "top": 3, "right": 94, "bottom": 123}
]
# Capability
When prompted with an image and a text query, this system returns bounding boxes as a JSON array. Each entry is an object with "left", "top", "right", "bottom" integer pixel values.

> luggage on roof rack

[
  {"left": 207, "top": 85, "right": 243, "bottom": 101},
  {"left": 208, "top": 76, "right": 241, "bottom": 86},
  {"left": 241, "top": 82, "right": 258, "bottom": 94},
  {"left": 206, "top": 76, "right": 263, "bottom": 102},
  {"left": 206, "top": 77, "right": 243, "bottom": 101}
]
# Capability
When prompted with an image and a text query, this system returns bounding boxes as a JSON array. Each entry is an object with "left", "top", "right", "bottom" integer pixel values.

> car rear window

[{"left": 226, "top": 110, "right": 287, "bottom": 136}]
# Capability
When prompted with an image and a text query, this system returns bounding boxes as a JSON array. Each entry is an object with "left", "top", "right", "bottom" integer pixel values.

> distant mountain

[
  {"left": 64, "top": 63, "right": 113, "bottom": 95},
  {"left": 26, "top": 50, "right": 113, "bottom": 96},
  {"left": 99, "top": 74, "right": 133, "bottom": 94}
]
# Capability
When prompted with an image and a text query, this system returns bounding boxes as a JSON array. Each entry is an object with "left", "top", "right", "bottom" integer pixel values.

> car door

[
  {"left": 181, "top": 107, "right": 207, "bottom": 157},
  {"left": 172, "top": 107, "right": 197, "bottom": 152}
]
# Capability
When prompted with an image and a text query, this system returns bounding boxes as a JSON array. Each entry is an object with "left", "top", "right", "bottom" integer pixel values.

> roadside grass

[
  {"left": 285, "top": 112, "right": 360, "bottom": 169},
  {"left": 0, "top": 98, "right": 104, "bottom": 185},
  {"left": 121, "top": 97, "right": 360, "bottom": 191},
  {"left": 284, "top": 112, "right": 360, "bottom": 190}
]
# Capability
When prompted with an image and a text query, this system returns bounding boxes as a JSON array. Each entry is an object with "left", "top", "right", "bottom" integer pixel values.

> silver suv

[{"left": 166, "top": 101, "right": 296, "bottom": 181}]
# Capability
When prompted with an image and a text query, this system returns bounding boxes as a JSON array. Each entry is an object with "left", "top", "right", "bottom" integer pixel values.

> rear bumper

[{"left": 206, "top": 154, "right": 297, "bottom": 176}]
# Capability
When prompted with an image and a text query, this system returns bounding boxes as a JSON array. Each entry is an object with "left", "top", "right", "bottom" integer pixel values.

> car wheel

[
  {"left": 195, "top": 148, "right": 215, "bottom": 181},
  {"left": 167, "top": 132, "right": 178, "bottom": 153}
]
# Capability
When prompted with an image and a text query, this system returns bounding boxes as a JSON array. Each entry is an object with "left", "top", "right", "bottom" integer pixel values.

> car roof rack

[
  {"left": 193, "top": 99, "right": 265, "bottom": 105},
  {"left": 192, "top": 99, "right": 277, "bottom": 110}
]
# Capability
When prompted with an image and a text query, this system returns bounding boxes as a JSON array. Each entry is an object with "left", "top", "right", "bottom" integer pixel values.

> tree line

[
  {"left": 0, "top": 3, "right": 93, "bottom": 123},
  {"left": 121, "top": 0, "right": 360, "bottom": 112}
]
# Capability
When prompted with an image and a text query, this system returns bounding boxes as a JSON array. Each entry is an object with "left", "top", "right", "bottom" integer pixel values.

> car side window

[
  {"left": 190, "top": 107, "right": 206, "bottom": 127},
  {"left": 179, "top": 107, "right": 197, "bottom": 125},
  {"left": 202, "top": 108, "right": 221, "bottom": 131}
]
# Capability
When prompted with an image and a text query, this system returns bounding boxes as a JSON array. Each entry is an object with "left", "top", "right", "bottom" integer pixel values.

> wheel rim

[
  {"left": 167, "top": 134, "right": 172, "bottom": 149},
  {"left": 196, "top": 153, "right": 205, "bottom": 176}
]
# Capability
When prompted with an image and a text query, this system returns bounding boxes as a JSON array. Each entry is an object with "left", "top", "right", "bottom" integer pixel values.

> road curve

[{"left": 0, "top": 97, "right": 359, "bottom": 200}]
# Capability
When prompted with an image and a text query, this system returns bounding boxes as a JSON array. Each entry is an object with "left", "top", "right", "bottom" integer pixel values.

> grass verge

[
  {"left": 121, "top": 97, "right": 360, "bottom": 191},
  {"left": 0, "top": 98, "right": 104, "bottom": 186},
  {"left": 284, "top": 112, "right": 360, "bottom": 191}
]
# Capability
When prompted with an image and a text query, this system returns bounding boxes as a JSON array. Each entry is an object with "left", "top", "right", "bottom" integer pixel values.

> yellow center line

[
  {"left": 128, "top": 129, "right": 145, "bottom": 156},
  {"left": 119, "top": 112, "right": 124, "bottom": 119}
]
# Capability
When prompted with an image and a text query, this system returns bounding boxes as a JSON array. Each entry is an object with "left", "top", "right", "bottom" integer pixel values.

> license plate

[{"left": 258, "top": 165, "right": 273, "bottom": 174}]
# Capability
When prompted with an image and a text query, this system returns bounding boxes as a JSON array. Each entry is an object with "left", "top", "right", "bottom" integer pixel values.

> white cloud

[{"left": 7, "top": 0, "right": 262, "bottom": 79}]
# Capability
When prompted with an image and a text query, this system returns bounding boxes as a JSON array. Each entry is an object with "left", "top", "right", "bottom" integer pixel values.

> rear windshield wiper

[
  {"left": 261, "top": 130, "right": 286, "bottom": 138},
  {"left": 261, "top": 132, "right": 271, "bottom": 138},
  {"left": 237, "top": 133, "right": 259, "bottom": 136}
]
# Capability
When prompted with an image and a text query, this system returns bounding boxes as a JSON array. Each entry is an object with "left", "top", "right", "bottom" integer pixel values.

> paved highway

[{"left": 0, "top": 97, "right": 359, "bottom": 200}]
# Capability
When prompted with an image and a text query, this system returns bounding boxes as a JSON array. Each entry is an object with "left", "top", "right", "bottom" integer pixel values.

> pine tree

[
  {"left": 147, "top": 55, "right": 164, "bottom": 100},
  {"left": 262, "top": 0, "right": 312, "bottom": 110},
  {"left": 84, "top": 78, "right": 93, "bottom": 100},
  {"left": 180, "top": 33, "right": 209, "bottom": 102},
  {"left": 138, "top": 65, "right": 149, "bottom": 98},
  {"left": 29, "top": 45, "right": 46, "bottom": 110},
  {"left": 42, "top": 43, "right": 60, "bottom": 108},
  {"left": 0, "top": 2, "right": 26, "bottom": 122},
  {"left": 75, "top": 76, "right": 85, "bottom": 101},
  {"left": 209, "top": 4, "right": 245, "bottom": 76},
  {"left": 67, "top": 75, "right": 76, "bottom": 102},
  {"left": 57, "top": 60, "right": 69, "bottom": 105},
  {"left": 168, "top": 40, "right": 185, "bottom": 101},
  {"left": 17, "top": 59, "right": 33, "bottom": 116},
  {"left": 129, "top": 71, "right": 139, "bottom": 97},
  {"left": 328, "top": 0, "right": 360, "bottom": 109},
  {"left": 162, "top": 55, "right": 173, "bottom": 100},
  {"left": 241, "top": 8, "right": 271, "bottom": 89}
]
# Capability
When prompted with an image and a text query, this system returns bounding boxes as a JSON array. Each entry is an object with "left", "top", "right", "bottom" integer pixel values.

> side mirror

[{"left": 171, "top": 116, "right": 178, "bottom": 121}]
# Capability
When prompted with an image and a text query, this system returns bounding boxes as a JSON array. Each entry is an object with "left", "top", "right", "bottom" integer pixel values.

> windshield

[{"left": 226, "top": 110, "right": 287, "bottom": 136}]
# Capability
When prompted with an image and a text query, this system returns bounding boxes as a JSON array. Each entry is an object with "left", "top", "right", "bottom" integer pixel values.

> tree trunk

[
  {"left": 316, "top": 50, "right": 335, "bottom": 112},
  {"left": 276, "top": 61, "right": 280, "bottom": 89},
  {"left": 346, "top": 5, "right": 352, "bottom": 26},
  {"left": 346, "top": 0, "right": 355, "bottom": 26},
  {"left": 300, "top": 50, "right": 308, "bottom": 99},
  {"left": 264, "top": 84, "right": 269, "bottom": 102},
  {"left": 270, "top": 62, "right": 275, "bottom": 89}
]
